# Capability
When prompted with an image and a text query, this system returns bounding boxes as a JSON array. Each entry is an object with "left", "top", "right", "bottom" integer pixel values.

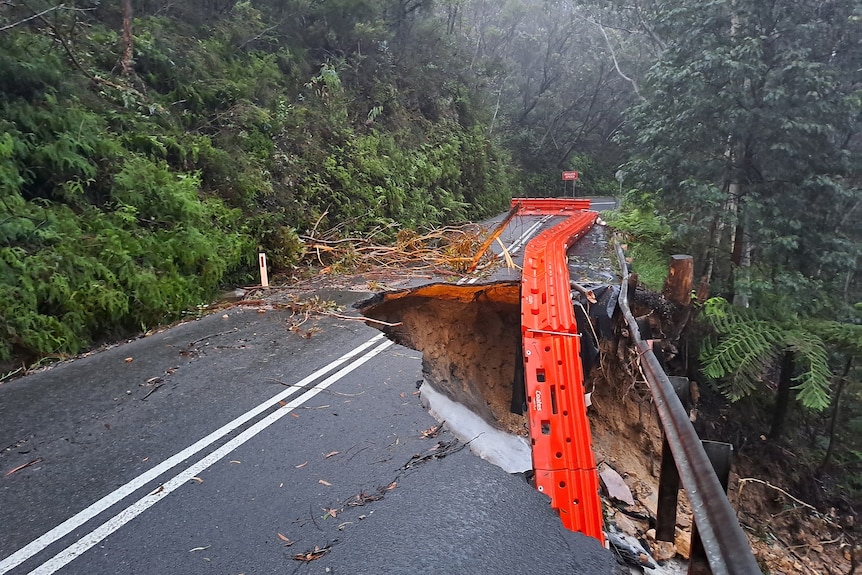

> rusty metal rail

[{"left": 614, "top": 240, "right": 762, "bottom": 575}]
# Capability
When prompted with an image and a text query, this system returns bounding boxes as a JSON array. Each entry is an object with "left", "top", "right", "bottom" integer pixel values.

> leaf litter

[
  {"left": 277, "top": 533, "right": 294, "bottom": 546},
  {"left": 292, "top": 545, "right": 331, "bottom": 562}
]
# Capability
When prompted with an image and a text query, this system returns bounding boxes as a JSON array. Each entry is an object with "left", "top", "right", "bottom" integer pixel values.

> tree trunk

[
  {"left": 724, "top": 176, "right": 740, "bottom": 297},
  {"left": 820, "top": 356, "right": 854, "bottom": 470},
  {"left": 732, "top": 228, "right": 751, "bottom": 308},
  {"left": 769, "top": 351, "right": 795, "bottom": 440},
  {"left": 120, "top": 0, "right": 133, "bottom": 76}
]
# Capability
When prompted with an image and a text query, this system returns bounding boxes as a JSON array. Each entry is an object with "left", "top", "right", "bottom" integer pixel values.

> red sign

[{"left": 562, "top": 171, "right": 579, "bottom": 181}]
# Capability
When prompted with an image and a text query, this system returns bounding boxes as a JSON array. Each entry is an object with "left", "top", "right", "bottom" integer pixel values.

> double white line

[
  {"left": 1, "top": 334, "right": 393, "bottom": 575},
  {"left": 505, "top": 215, "right": 553, "bottom": 256},
  {"left": 458, "top": 215, "right": 553, "bottom": 285}
]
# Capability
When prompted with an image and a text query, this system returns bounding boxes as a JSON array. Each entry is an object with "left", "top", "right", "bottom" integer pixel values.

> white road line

[
  {"left": 507, "top": 215, "right": 552, "bottom": 255},
  {"left": 0, "top": 333, "right": 387, "bottom": 575},
  {"left": 458, "top": 215, "right": 549, "bottom": 283},
  {"left": 27, "top": 339, "right": 394, "bottom": 575}
]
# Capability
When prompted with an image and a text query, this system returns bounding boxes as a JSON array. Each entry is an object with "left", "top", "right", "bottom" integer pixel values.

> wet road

[{"left": 0, "top": 200, "right": 619, "bottom": 575}]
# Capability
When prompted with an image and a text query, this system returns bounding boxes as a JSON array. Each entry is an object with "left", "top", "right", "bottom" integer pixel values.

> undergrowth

[
  {"left": 604, "top": 189, "right": 676, "bottom": 291},
  {"left": 0, "top": 4, "right": 516, "bottom": 368}
]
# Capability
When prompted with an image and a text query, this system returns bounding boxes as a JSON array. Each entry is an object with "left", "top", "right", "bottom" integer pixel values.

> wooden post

[
  {"left": 662, "top": 255, "right": 694, "bottom": 343},
  {"left": 663, "top": 255, "right": 694, "bottom": 306},
  {"left": 259, "top": 253, "right": 269, "bottom": 288}
]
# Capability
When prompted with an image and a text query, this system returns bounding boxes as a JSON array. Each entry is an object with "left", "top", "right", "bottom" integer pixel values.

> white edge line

[
  {"left": 28, "top": 339, "right": 393, "bottom": 575},
  {"left": 0, "top": 333, "right": 385, "bottom": 575}
]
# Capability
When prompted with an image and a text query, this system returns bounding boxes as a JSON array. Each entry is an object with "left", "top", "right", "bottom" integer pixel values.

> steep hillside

[{"left": 0, "top": 1, "right": 514, "bottom": 366}]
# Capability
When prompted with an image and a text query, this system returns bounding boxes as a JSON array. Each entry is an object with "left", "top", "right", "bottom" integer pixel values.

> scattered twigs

[
  {"left": 768, "top": 530, "right": 831, "bottom": 575},
  {"left": 4, "top": 457, "right": 43, "bottom": 477},
  {"left": 738, "top": 477, "right": 819, "bottom": 514},
  {"left": 141, "top": 383, "right": 163, "bottom": 400},
  {"left": 420, "top": 421, "right": 446, "bottom": 439},
  {"left": 786, "top": 535, "right": 843, "bottom": 550},
  {"left": 399, "top": 435, "right": 480, "bottom": 471},
  {"left": 188, "top": 330, "right": 238, "bottom": 347},
  {"left": 321, "top": 312, "right": 402, "bottom": 327}
]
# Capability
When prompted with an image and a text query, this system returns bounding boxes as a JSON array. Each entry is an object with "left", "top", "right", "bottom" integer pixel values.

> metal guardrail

[{"left": 614, "top": 240, "right": 762, "bottom": 575}]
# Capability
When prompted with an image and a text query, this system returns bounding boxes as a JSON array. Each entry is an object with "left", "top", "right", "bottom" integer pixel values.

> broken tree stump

[
  {"left": 662, "top": 255, "right": 694, "bottom": 306},
  {"left": 661, "top": 255, "right": 694, "bottom": 344}
]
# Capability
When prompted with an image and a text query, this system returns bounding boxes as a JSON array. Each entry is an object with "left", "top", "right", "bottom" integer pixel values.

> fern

[
  {"left": 699, "top": 297, "right": 834, "bottom": 410},
  {"left": 700, "top": 318, "right": 783, "bottom": 401},
  {"left": 785, "top": 334, "right": 832, "bottom": 410},
  {"left": 811, "top": 320, "right": 862, "bottom": 355}
]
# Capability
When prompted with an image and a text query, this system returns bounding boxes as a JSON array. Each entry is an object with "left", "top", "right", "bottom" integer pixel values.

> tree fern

[
  {"left": 700, "top": 312, "right": 784, "bottom": 401},
  {"left": 784, "top": 333, "right": 833, "bottom": 410},
  {"left": 699, "top": 297, "right": 834, "bottom": 410}
]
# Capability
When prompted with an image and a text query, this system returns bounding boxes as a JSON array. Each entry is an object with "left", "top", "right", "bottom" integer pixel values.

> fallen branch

[
  {"left": 4, "top": 457, "right": 43, "bottom": 477},
  {"left": 322, "top": 312, "right": 402, "bottom": 327},
  {"left": 0, "top": 3, "right": 68, "bottom": 33},
  {"left": 300, "top": 223, "right": 500, "bottom": 275},
  {"left": 467, "top": 203, "right": 519, "bottom": 272},
  {"left": 738, "top": 477, "right": 818, "bottom": 513}
]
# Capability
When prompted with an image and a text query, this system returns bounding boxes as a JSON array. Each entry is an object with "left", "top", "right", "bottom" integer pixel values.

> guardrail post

[
  {"left": 656, "top": 376, "right": 691, "bottom": 542},
  {"left": 688, "top": 441, "right": 734, "bottom": 575}
]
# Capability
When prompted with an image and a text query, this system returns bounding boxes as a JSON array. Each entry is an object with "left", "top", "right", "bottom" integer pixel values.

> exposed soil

[
  {"left": 355, "top": 282, "right": 527, "bottom": 435},
  {"left": 589, "top": 331, "right": 861, "bottom": 575}
]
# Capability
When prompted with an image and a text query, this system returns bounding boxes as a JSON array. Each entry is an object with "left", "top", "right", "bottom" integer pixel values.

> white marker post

[{"left": 258, "top": 253, "right": 269, "bottom": 288}]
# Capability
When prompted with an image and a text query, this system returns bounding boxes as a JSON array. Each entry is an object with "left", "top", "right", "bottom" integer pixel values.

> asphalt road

[{"left": 1, "top": 304, "right": 618, "bottom": 572}]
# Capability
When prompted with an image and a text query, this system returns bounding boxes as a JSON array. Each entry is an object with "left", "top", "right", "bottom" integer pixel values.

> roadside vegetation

[{"left": 602, "top": 0, "right": 862, "bottom": 522}]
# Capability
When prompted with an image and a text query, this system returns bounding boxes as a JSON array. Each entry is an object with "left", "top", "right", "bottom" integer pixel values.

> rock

[
  {"left": 612, "top": 511, "right": 642, "bottom": 535},
  {"left": 600, "top": 466, "right": 635, "bottom": 506},
  {"left": 674, "top": 528, "right": 691, "bottom": 559},
  {"left": 645, "top": 528, "right": 677, "bottom": 562},
  {"left": 640, "top": 488, "right": 659, "bottom": 517},
  {"left": 675, "top": 512, "right": 692, "bottom": 530}
]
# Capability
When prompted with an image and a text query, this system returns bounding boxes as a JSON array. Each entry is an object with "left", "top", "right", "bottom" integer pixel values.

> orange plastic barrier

[
  {"left": 512, "top": 197, "right": 592, "bottom": 214},
  {"left": 518, "top": 200, "right": 604, "bottom": 543}
]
